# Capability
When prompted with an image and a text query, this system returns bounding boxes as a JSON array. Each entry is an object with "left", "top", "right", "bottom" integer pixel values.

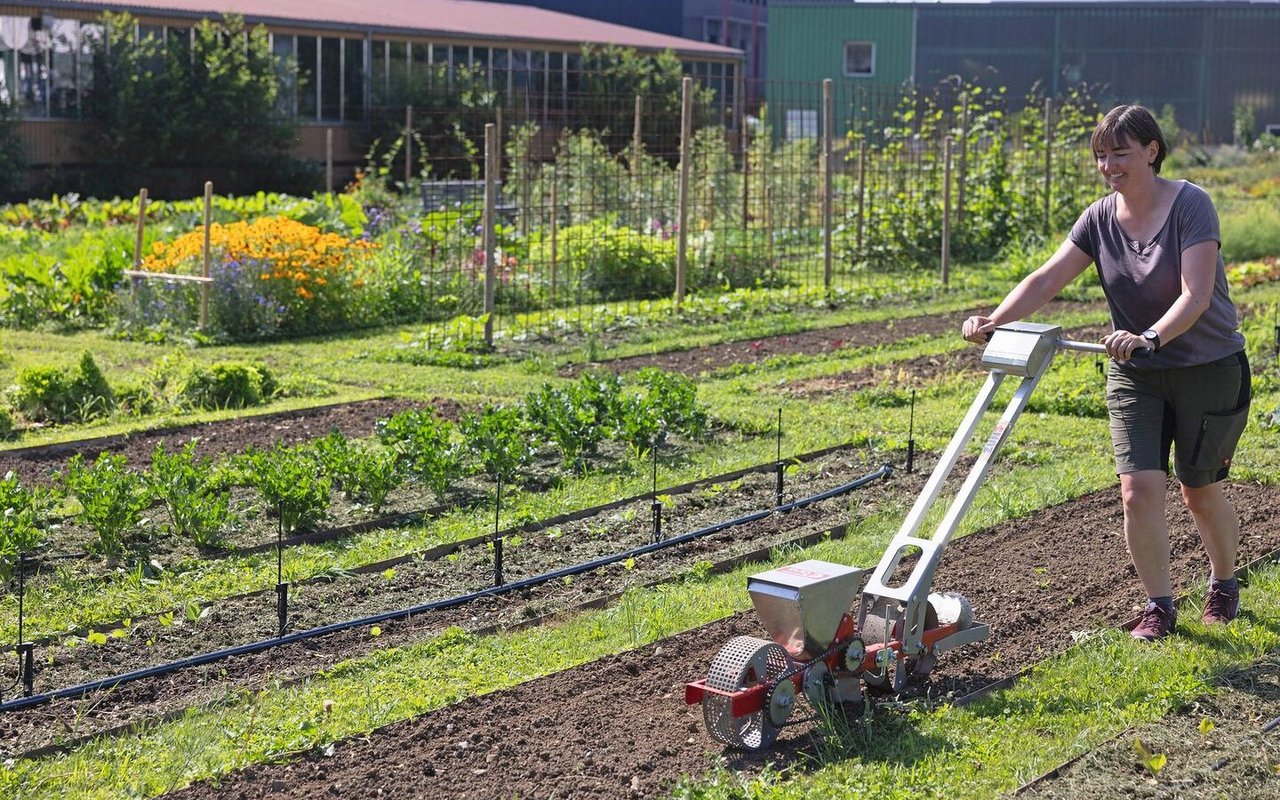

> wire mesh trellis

[
  {"left": 103, "top": 72, "right": 1104, "bottom": 346},
  {"left": 358, "top": 74, "right": 1103, "bottom": 349}
]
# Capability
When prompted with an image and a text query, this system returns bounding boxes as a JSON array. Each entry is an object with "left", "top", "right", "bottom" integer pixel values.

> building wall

[
  {"left": 488, "top": 0, "right": 767, "bottom": 93},
  {"left": 767, "top": 1, "right": 1280, "bottom": 144},
  {"left": 765, "top": 3, "right": 913, "bottom": 139},
  {"left": 915, "top": 4, "right": 1280, "bottom": 141}
]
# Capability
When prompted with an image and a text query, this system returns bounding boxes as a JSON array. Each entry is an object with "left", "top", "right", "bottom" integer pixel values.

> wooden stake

[
  {"left": 549, "top": 167, "right": 558, "bottom": 304},
  {"left": 632, "top": 94, "right": 643, "bottom": 177},
  {"left": 822, "top": 79, "right": 834, "bottom": 294},
  {"left": 404, "top": 105, "right": 413, "bottom": 186},
  {"left": 133, "top": 188, "right": 148, "bottom": 269},
  {"left": 325, "top": 129, "right": 334, "bottom": 194},
  {"left": 201, "top": 181, "right": 212, "bottom": 328},
  {"left": 942, "top": 137, "right": 952, "bottom": 286},
  {"left": 676, "top": 77, "right": 693, "bottom": 308},
  {"left": 483, "top": 123, "right": 497, "bottom": 347},
  {"left": 1043, "top": 98, "right": 1053, "bottom": 236},
  {"left": 857, "top": 139, "right": 867, "bottom": 256}
]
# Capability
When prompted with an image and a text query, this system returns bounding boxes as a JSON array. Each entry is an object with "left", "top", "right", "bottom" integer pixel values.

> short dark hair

[{"left": 1090, "top": 105, "right": 1169, "bottom": 174}]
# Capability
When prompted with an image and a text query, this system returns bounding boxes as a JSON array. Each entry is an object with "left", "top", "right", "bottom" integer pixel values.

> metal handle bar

[
  {"left": 1056, "top": 338, "right": 1154, "bottom": 358},
  {"left": 976, "top": 331, "right": 1153, "bottom": 359}
]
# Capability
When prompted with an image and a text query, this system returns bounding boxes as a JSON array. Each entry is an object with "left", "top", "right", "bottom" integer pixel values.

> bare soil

[
  {"left": 564, "top": 301, "right": 1106, "bottom": 378},
  {"left": 0, "top": 397, "right": 447, "bottom": 486},
  {"left": 153, "top": 479, "right": 1280, "bottom": 800}
]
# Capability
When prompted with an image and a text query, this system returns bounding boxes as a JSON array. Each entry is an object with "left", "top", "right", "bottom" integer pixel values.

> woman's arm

[
  {"left": 1099, "top": 239, "right": 1217, "bottom": 360},
  {"left": 962, "top": 239, "right": 1093, "bottom": 342},
  {"left": 1151, "top": 239, "right": 1218, "bottom": 343}
]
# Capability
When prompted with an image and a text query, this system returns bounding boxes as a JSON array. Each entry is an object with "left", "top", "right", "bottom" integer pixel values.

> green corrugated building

[{"left": 767, "top": 0, "right": 1280, "bottom": 143}]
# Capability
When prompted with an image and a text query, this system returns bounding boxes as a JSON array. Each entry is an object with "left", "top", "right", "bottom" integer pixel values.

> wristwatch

[{"left": 1140, "top": 329, "right": 1161, "bottom": 352}]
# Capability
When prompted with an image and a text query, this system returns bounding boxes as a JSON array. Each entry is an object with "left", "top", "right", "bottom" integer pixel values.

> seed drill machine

[{"left": 685, "top": 323, "right": 1110, "bottom": 749}]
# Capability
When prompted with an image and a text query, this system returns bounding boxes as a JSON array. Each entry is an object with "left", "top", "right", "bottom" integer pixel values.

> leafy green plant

[
  {"left": 0, "top": 406, "right": 12, "bottom": 440},
  {"left": 630, "top": 367, "right": 709, "bottom": 439},
  {"left": 238, "top": 443, "right": 332, "bottom": 534},
  {"left": 311, "top": 430, "right": 403, "bottom": 513},
  {"left": 0, "top": 470, "right": 47, "bottom": 581},
  {"left": 179, "top": 361, "right": 278, "bottom": 410},
  {"left": 525, "top": 379, "right": 610, "bottom": 473},
  {"left": 9, "top": 351, "right": 115, "bottom": 423},
  {"left": 59, "top": 452, "right": 151, "bottom": 557},
  {"left": 147, "top": 442, "right": 234, "bottom": 549},
  {"left": 533, "top": 217, "right": 676, "bottom": 301},
  {"left": 375, "top": 410, "right": 463, "bottom": 502},
  {"left": 460, "top": 404, "right": 535, "bottom": 485}
]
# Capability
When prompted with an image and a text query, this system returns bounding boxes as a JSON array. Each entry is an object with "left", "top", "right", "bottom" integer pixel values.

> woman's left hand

[{"left": 1101, "top": 330, "right": 1148, "bottom": 362}]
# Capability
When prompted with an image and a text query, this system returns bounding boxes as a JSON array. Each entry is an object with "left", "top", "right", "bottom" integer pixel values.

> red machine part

[{"left": 684, "top": 617, "right": 959, "bottom": 717}]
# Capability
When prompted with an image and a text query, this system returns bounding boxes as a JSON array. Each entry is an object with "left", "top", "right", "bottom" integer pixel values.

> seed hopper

[{"left": 686, "top": 323, "right": 1115, "bottom": 749}]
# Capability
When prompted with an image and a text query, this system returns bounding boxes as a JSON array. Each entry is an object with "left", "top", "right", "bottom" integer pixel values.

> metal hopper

[{"left": 747, "top": 560, "right": 868, "bottom": 661}]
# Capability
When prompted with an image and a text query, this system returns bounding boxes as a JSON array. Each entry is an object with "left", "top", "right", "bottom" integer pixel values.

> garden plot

[
  {"left": 2, "top": 298, "right": 1277, "bottom": 798},
  {"left": 0, "top": 446, "right": 896, "bottom": 756},
  {"left": 153, "top": 481, "right": 1280, "bottom": 800}
]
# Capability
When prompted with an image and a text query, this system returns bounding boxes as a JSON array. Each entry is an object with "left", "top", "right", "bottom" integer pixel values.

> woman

[{"left": 962, "top": 105, "right": 1250, "bottom": 641}]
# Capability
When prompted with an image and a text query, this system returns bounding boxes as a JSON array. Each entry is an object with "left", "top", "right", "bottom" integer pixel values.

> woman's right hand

[{"left": 962, "top": 315, "right": 996, "bottom": 344}]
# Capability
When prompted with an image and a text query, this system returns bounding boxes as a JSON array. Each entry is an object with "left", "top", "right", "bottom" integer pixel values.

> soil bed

[
  {"left": 0, "top": 397, "right": 448, "bottom": 486},
  {"left": 564, "top": 301, "right": 1105, "bottom": 378},
  {"left": 145, "top": 480, "right": 1280, "bottom": 799}
]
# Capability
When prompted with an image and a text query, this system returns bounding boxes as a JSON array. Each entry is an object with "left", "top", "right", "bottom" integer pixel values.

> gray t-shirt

[{"left": 1068, "top": 180, "right": 1244, "bottom": 369}]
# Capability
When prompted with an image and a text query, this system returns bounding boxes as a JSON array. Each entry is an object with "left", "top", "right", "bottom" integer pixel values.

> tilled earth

[
  {"left": 153, "top": 480, "right": 1280, "bottom": 800},
  {"left": 562, "top": 300, "right": 1106, "bottom": 378},
  {"left": 0, "top": 397, "right": 445, "bottom": 486}
]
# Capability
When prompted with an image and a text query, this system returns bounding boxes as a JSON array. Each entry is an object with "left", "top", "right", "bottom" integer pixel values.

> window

[
  {"left": 319, "top": 37, "right": 340, "bottom": 120},
  {"left": 272, "top": 34, "right": 296, "bottom": 116},
  {"left": 370, "top": 39, "right": 386, "bottom": 105},
  {"left": 343, "top": 38, "right": 363, "bottom": 121},
  {"left": 786, "top": 108, "right": 817, "bottom": 140},
  {"left": 296, "top": 36, "right": 317, "bottom": 118},
  {"left": 843, "top": 41, "right": 875, "bottom": 77}
]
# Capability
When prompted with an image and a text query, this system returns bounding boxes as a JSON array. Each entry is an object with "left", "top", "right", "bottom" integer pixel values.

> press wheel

[
  {"left": 702, "top": 635, "right": 794, "bottom": 750},
  {"left": 861, "top": 598, "right": 939, "bottom": 691},
  {"left": 861, "top": 593, "right": 976, "bottom": 690}
]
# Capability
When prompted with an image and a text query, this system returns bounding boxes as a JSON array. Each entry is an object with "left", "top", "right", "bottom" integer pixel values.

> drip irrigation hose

[{"left": 0, "top": 464, "right": 893, "bottom": 714}]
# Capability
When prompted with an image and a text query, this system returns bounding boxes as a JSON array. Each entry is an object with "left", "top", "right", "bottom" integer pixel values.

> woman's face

[{"left": 1094, "top": 133, "right": 1158, "bottom": 191}]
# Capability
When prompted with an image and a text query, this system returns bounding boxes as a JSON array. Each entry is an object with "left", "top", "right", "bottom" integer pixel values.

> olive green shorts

[{"left": 1106, "top": 351, "right": 1251, "bottom": 488}]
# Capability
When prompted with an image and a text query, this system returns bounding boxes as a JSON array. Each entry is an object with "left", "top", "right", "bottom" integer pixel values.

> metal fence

[{"left": 364, "top": 76, "right": 1102, "bottom": 347}]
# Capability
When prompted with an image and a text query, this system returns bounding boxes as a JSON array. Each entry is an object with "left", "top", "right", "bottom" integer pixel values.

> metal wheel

[{"left": 702, "top": 635, "right": 794, "bottom": 750}]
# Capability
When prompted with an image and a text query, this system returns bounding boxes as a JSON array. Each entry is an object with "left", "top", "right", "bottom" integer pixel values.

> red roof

[{"left": 40, "top": 0, "right": 741, "bottom": 58}]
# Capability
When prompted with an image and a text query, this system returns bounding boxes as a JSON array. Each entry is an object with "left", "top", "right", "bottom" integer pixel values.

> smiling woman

[{"left": 963, "top": 104, "right": 1251, "bottom": 643}]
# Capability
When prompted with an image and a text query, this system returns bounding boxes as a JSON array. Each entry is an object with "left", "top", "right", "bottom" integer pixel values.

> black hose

[{"left": 0, "top": 464, "right": 892, "bottom": 713}]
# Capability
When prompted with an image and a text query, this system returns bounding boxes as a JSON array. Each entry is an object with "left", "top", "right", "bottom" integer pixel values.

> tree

[
  {"left": 575, "top": 45, "right": 716, "bottom": 157},
  {"left": 83, "top": 13, "right": 304, "bottom": 196}
]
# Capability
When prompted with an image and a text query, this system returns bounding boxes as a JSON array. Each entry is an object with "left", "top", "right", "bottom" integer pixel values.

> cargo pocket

[{"left": 1189, "top": 405, "right": 1250, "bottom": 471}]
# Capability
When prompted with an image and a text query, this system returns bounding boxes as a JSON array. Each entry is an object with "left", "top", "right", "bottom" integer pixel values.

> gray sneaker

[{"left": 1130, "top": 602, "right": 1176, "bottom": 641}]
